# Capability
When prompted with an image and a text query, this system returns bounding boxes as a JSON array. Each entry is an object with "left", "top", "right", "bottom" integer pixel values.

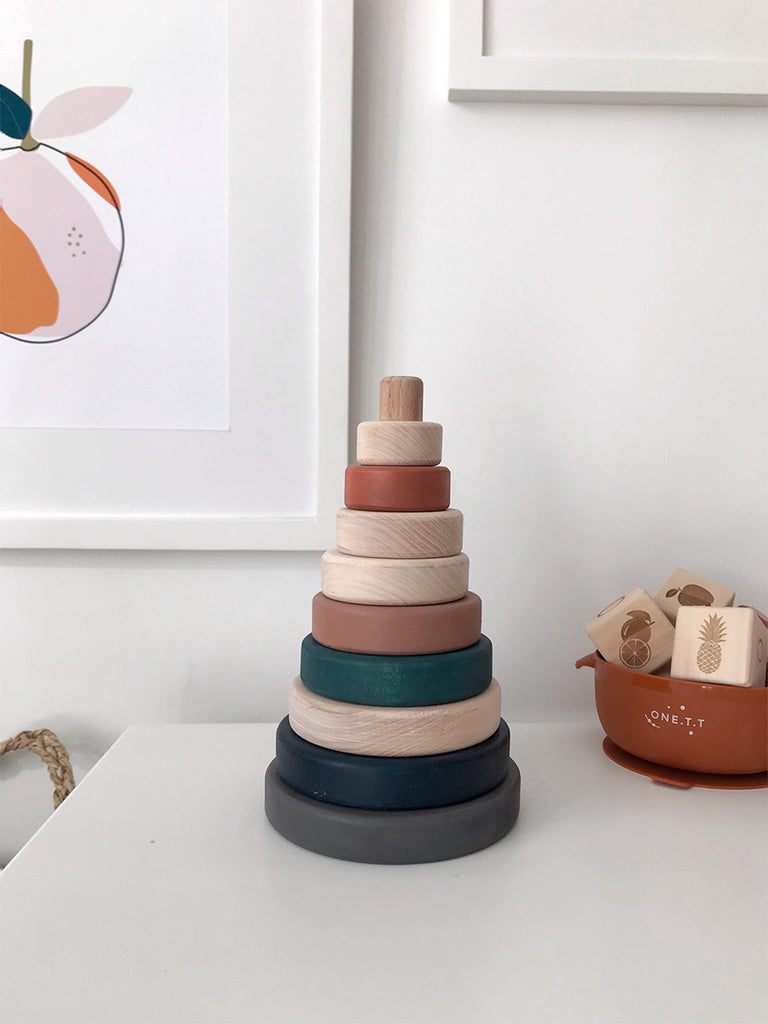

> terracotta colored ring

[
  {"left": 344, "top": 465, "right": 450, "bottom": 512},
  {"left": 311, "top": 592, "right": 482, "bottom": 655}
]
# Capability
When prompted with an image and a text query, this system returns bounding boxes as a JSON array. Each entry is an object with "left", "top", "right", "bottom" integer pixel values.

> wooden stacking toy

[{"left": 265, "top": 376, "right": 521, "bottom": 863}]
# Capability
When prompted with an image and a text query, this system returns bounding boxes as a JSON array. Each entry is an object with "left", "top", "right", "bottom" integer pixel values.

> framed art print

[{"left": 0, "top": 0, "right": 352, "bottom": 549}]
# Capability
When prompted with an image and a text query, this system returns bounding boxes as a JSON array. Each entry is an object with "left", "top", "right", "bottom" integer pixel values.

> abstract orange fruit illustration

[{"left": 0, "top": 40, "right": 130, "bottom": 343}]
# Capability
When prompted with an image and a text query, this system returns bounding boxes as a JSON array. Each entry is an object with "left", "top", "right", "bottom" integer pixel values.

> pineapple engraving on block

[
  {"left": 671, "top": 606, "right": 768, "bottom": 687},
  {"left": 696, "top": 613, "right": 727, "bottom": 675}
]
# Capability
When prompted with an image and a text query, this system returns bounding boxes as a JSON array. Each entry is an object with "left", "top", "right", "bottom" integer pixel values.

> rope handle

[{"left": 0, "top": 728, "right": 76, "bottom": 809}]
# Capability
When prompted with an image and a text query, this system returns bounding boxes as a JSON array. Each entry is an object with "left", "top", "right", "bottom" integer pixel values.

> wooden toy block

[
  {"left": 653, "top": 568, "right": 736, "bottom": 624},
  {"left": 345, "top": 465, "right": 450, "bottom": 512},
  {"left": 288, "top": 676, "right": 501, "bottom": 756},
  {"left": 335, "top": 508, "right": 463, "bottom": 559},
  {"left": 379, "top": 375, "right": 423, "bottom": 422},
  {"left": 321, "top": 549, "right": 469, "bottom": 606},
  {"left": 264, "top": 758, "right": 520, "bottom": 864},
  {"left": 356, "top": 420, "right": 443, "bottom": 466},
  {"left": 311, "top": 591, "right": 482, "bottom": 655},
  {"left": 274, "top": 716, "right": 511, "bottom": 810},
  {"left": 299, "top": 634, "right": 492, "bottom": 706},
  {"left": 585, "top": 587, "right": 674, "bottom": 673},
  {"left": 671, "top": 606, "right": 768, "bottom": 687}
]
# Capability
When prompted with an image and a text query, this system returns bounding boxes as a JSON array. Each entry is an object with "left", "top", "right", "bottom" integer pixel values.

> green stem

[{"left": 21, "top": 39, "right": 39, "bottom": 151}]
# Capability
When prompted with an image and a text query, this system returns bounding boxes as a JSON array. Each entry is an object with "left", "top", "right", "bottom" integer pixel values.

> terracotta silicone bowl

[{"left": 576, "top": 649, "right": 768, "bottom": 787}]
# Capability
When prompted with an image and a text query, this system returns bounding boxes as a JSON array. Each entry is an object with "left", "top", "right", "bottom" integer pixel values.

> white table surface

[{"left": 1, "top": 722, "right": 766, "bottom": 1024}]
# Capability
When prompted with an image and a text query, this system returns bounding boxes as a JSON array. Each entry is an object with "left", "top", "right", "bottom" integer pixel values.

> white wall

[{"left": 2, "top": 0, "right": 766, "bottom": 861}]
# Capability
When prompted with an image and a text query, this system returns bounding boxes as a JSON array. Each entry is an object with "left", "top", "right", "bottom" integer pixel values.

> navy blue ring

[{"left": 275, "top": 716, "right": 511, "bottom": 810}]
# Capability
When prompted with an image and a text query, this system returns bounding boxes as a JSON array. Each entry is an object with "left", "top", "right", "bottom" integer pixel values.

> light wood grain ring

[
  {"left": 321, "top": 549, "right": 469, "bottom": 606},
  {"left": 345, "top": 465, "right": 450, "bottom": 512},
  {"left": 335, "top": 508, "right": 463, "bottom": 558},
  {"left": 288, "top": 676, "right": 501, "bottom": 756},
  {"left": 356, "top": 421, "right": 443, "bottom": 466},
  {"left": 311, "top": 592, "right": 482, "bottom": 655},
  {"left": 264, "top": 758, "right": 521, "bottom": 864}
]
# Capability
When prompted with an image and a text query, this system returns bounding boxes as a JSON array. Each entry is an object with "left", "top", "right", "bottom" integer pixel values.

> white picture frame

[
  {"left": 0, "top": 0, "right": 352, "bottom": 551},
  {"left": 449, "top": 0, "right": 768, "bottom": 105}
]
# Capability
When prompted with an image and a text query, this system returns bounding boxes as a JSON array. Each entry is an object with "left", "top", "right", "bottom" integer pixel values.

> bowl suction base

[{"left": 602, "top": 738, "right": 768, "bottom": 790}]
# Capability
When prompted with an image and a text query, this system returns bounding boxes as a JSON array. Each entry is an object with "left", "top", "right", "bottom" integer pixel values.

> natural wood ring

[
  {"left": 345, "top": 465, "right": 450, "bottom": 512},
  {"left": 321, "top": 549, "right": 469, "bottom": 606},
  {"left": 311, "top": 591, "right": 482, "bottom": 655},
  {"left": 335, "top": 508, "right": 463, "bottom": 559},
  {"left": 356, "top": 421, "right": 443, "bottom": 466},
  {"left": 288, "top": 676, "right": 501, "bottom": 756}
]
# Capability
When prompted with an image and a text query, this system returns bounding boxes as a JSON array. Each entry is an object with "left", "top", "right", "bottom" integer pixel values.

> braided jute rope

[{"left": 0, "top": 729, "right": 76, "bottom": 809}]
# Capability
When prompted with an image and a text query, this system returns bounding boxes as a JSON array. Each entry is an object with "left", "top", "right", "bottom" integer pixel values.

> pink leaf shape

[{"left": 32, "top": 86, "right": 132, "bottom": 139}]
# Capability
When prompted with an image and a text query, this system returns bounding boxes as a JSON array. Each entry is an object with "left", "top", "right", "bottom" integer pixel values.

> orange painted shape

[
  {"left": 0, "top": 206, "right": 59, "bottom": 334},
  {"left": 66, "top": 153, "right": 121, "bottom": 210}
]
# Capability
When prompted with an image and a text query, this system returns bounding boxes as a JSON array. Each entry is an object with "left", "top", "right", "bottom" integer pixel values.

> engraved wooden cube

[
  {"left": 653, "top": 568, "right": 735, "bottom": 624},
  {"left": 671, "top": 606, "right": 768, "bottom": 687},
  {"left": 585, "top": 587, "right": 674, "bottom": 674}
]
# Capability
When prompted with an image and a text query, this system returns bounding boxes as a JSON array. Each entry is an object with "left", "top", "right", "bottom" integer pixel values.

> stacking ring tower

[{"left": 264, "top": 376, "right": 521, "bottom": 863}]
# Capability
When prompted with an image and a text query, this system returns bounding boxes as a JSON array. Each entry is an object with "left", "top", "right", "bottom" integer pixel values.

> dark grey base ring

[{"left": 264, "top": 758, "right": 521, "bottom": 864}]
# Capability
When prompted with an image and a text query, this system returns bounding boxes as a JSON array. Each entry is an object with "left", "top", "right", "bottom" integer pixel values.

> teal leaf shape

[{"left": 0, "top": 84, "right": 32, "bottom": 139}]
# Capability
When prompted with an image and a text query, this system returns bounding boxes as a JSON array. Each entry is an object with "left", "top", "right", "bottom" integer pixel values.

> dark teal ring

[
  {"left": 275, "top": 716, "right": 511, "bottom": 810},
  {"left": 299, "top": 633, "right": 493, "bottom": 706}
]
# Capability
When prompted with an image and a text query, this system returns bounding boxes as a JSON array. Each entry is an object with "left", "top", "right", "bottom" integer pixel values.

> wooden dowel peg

[{"left": 379, "top": 376, "right": 423, "bottom": 422}]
